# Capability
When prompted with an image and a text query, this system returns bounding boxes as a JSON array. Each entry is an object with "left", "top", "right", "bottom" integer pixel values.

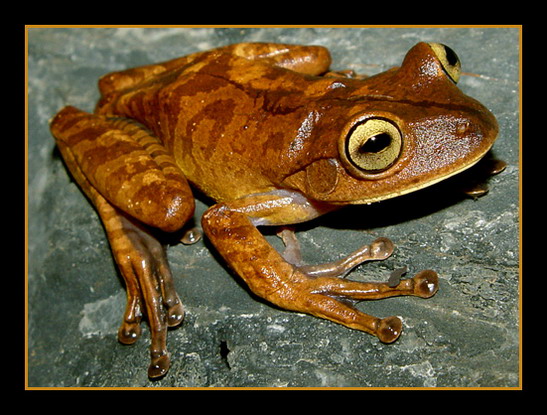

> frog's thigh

[
  {"left": 228, "top": 43, "right": 332, "bottom": 75},
  {"left": 51, "top": 106, "right": 190, "bottom": 378},
  {"left": 50, "top": 106, "right": 194, "bottom": 232},
  {"left": 98, "top": 54, "right": 197, "bottom": 96}
]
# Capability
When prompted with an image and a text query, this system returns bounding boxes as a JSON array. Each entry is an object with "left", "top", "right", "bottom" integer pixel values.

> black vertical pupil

[
  {"left": 442, "top": 44, "right": 459, "bottom": 67},
  {"left": 360, "top": 133, "right": 391, "bottom": 153}
]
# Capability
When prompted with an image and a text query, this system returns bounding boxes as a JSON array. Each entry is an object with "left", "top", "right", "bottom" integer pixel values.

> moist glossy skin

[{"left": 50, "top": 42, "right": 499, "bottom": 378}]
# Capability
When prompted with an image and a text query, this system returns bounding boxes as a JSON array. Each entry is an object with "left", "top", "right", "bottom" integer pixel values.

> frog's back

[
  {"left": 94, "top": 49, "right": 311, "bottom": 202},
  {"left": 157, "top": 54, "right": 323, "bottom": 201},
  {"left": 97, "top": 42, "right": 330, "bottom": 99}
]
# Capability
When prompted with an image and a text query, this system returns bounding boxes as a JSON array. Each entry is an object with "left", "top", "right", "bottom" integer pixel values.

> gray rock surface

[{"left": 27, "top": 26, "right": 520, "bottom": 387}]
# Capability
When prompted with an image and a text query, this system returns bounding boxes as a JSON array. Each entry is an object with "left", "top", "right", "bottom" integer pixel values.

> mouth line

[{"left": 349, "top": 144, "right": 494, "bottom": 205}]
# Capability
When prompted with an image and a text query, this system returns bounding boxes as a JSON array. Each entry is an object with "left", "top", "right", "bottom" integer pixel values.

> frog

[{"left": 49, "top": 41, "right": 500, "bottom": 379}]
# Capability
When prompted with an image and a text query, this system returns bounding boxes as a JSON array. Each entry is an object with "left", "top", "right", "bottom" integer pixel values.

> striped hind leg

[{"left": 50, "top": 106, "right": 194, "bottom": 378}]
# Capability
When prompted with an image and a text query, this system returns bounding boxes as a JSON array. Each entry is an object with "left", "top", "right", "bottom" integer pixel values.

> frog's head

[{"left": 296, "top": 42, "right": 499, "bottom": 204}]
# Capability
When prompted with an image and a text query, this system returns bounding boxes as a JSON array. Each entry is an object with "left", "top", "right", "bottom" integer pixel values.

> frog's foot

[
  {"left": 275, "top": 232, "right": 437, "bottom": 343},
  {"left": 286, "top": 268, "right": 439, "bottom": 343},
  {"left": 460, "top": 156, "right": 507, "bottom": 198},
  {"left": 100, "top": 199, "right": 184, "bottom": 379},
  {"left": 50, "top": 106, "right": 194, "bottom": 378}
]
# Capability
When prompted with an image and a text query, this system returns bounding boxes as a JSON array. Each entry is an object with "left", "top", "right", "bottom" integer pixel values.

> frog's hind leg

[
  {"left": 98, "top": 54, "right": 200, "bottom": 97},
  {"left": 50, "top": 106, "right": 193, "bottom": 378},
  {"left": 224, "top": 43, "right": 332, "bottom": 76},
  {"left": 98, "top": 42, "right": 332, "bottom": 98},
  {"left": 50, "top": 106, "right": 193, "bottom": 232}
]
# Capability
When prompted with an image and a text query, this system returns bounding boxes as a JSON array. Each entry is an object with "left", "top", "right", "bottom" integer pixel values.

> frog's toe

[
  {"left": 117, "top": 295, "right": 143, "bottom": 344},
  {"left": 369, "top": 237, "right": 395, "bottom": 260},
  {"left": 411, "top": 269, "right": 439, "bottom": 298},
  {"left": 284, "top": 267, "right": 438, "bottom": 342},
  {"left": 105, "top": 211, "right": 186, "bottom": 378},
  {"left": 148, "top": 352, "right": 171, "bottom": 379},
  {"left": 167, "top": 301, "right": 185, "bottom": 327},
  {"left": 180, "top": 226, "right": 202, "bottom": 245},
  {"left": 282, "top": 289, "right": 404, "bottom": 343},
  {"left": 297, "top": 237, "right": 395, "bottom": 279},
  {"left": 377, "top": 316, "right": 403, "bottom": 343},
  {"left": 118, "top": 321, "right": 142, "bottom": 345}
]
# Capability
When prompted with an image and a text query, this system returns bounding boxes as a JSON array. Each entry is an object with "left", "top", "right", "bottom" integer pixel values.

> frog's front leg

[
  {"left": 50, "top": 106, "right": 193, "bottom": 378},
  {"left": 202, "top": 191, "right": 439, "bottom": 343}
]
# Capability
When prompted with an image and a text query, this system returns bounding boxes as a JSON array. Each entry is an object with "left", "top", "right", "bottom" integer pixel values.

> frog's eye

[
  {"left": 428, "top": 42, "right": 461, "bottom": 83},
  {"left": 345, "top": 118, "right": 403, "bottom": 173}
]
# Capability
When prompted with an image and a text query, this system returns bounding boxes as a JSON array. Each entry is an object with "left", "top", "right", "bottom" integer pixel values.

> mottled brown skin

[{"left": 50, "top": 42, "right": 499, "bottom": 378}]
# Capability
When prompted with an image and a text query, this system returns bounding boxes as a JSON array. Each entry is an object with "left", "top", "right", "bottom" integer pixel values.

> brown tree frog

[{"left": 50, "top": 42, "right": 500, "bottom": 378}]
